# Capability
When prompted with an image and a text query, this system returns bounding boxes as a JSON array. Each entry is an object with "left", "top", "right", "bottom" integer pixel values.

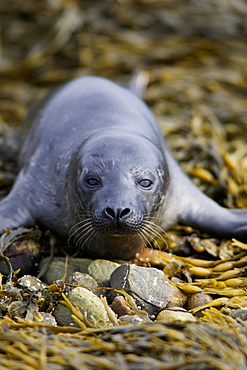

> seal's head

[{"left": 68, "top": 132, "right": 169, "bottom": 259}]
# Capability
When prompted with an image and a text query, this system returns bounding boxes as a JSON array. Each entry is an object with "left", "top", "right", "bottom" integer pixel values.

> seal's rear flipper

[
  {"left": 163, "top": 150, "right": 247, "bottom": 242},
  {"left": 180, "top": 190, "right": 247, "bottom": 241}
]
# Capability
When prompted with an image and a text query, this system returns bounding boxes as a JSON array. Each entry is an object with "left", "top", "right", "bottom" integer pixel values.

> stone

[
  {"left": 68, "top": 272, "right": 99, "bottom": 296},
  {"left": 110, "top": 264, "right": 172, "bottom": 315},
  {"left": 0, "top": 240, "right": 41, "bottom": 275},
  {"left": 230, "top": 308, "right": 247, "bottom": 321},
  {"left": 110, "top": 295, "right": 134, "bottom": 317},
  {"left": 156, "top": 310, "right": 197, "bottom": 323},
  {"left": 166, "top": 285, "right": 188, "bottom": 308},
  {"left": 118, "top": 315, "right": 143, "bottom": 324},
  {"left": 17, "top": 275, "right": 47, "bottom": 292},
  {"left": 53, "top": 287, "right": 109, "bottom": 327},
  {"left": 187, "top": 293, "right": 213, "bottom": 310},
  {"left": 88, "top": 259, "right": 121, "bottom": 287},
  {"left": 39, "top": 312, "right": 57, "bottom": 326},
  {"left": 38, "top": 257, "right": 92, "bottom": 285}
]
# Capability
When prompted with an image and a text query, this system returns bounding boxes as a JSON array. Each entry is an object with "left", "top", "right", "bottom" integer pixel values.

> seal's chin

[{"left": 83, "top": 233, "right": 145, "bottom": 260}]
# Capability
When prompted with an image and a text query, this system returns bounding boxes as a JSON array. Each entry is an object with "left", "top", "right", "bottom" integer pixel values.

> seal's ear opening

[
  {"left": 115, "top": 70, "right": 149, "bottom": 99},
  {"left": 129, "top": 70, "right": 149, "bottom": 98}
]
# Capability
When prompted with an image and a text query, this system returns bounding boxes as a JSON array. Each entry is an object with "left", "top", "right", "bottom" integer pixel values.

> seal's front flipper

[{"left": 0, "top": 194, "right": 35, "bottom": 234}]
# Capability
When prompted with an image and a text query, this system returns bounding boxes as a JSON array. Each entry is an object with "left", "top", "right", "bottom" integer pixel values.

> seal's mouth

[
  {"left": 111, "top": 233, "right": 125, "bottom": 237},
  {"left": 69, "top": 213, "right": 167, "bottom": 259},
  {"left": 94, "top": 219, "right": 143, "bottom": 236},
  {"left": 106, "top": 224, "right": 141, "bottom": 236}
]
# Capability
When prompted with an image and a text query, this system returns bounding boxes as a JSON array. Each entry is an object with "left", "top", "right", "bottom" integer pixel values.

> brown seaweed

[{"left": 0, "top": 0, "right": 247, "bottom": 368}]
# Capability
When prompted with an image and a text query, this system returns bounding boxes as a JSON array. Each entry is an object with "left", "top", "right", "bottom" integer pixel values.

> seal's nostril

[
  {"left": 120, "top": 208, "right": 131, "bottom": 219},
  {"left": 105, "top": 207, "right": 115, "bottom": 219},
  {"left": 105, "top": 207, "right": 131, "bottom": 220}
]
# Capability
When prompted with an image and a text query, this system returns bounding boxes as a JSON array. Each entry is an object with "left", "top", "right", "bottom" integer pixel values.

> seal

[{"left": 0, "top": 76, "right": 246, "bottom": 259}]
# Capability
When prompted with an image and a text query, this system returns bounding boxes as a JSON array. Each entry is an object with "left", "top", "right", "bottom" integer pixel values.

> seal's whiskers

[
  {"left": 145, "top": 221, "right": 167, "bottom": 242},
  {"left": 141, "top": 219, "right": 168, "bottom": 249},
  {"left": 138, "top": 229, "right": 152, "bottom": 247},
  {"left": 68, "top": 217, "right": 92, "bottom": 245},
  {"left": 78, "top": 229, "right": 97, "bottom": 251},
  {"left": 73, "top": 223, "right": 95, "bottom": 245}
]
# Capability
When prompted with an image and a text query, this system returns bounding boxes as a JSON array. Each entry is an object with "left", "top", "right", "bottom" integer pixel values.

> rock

[
  {"left": 118, "top": 315, "right": 143, "bottom": 324},
  {"left": 230, "top": 308, "right": 247, "bottom": 321},
  {"left": 156, "top": 309, "right": 197, "bottom": 323},
  {"left": 187, "top": 292, "right": 213, "bottom": 312},
  {"left": 39, "top": 312, "right": 57, "bottom": 326},
  {"left": 166, "top": 285, "right": 187, "bottom": 308},
  {"left": 53, "top": 287, "right": 109, "bottom": 327},
  {"left": 110, "top": 296, "right": 134, "bottom": 317},
  {"left": 17, "top": 275, "right": 47, "bottom": 292},
  {"left": 38, "top": 257, "right": 92, "bottom": 285},
  {"left": 88, "top": 259, "right": 121, "bottom": 287},
  {"left": 68, "top": 272, "right": 99, "bottom": 296},
  {"left": 110, "top": 264, "right": 172, "bottom": 315},
  {"left": 0, "top": 240, "right": 41, "bottom": 275}
]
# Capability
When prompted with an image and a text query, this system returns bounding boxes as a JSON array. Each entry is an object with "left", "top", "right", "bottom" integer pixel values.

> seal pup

[{"left": 0, "top": 76, "right": 246, "bottom": 259}]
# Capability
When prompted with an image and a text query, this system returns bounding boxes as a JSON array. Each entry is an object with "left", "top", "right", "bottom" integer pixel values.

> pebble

[
  {"left": 110, "top": 264, "right": 172, "bottom": 315},
  {"left": 53, "top": 287, "right": 110, "bottom": 327},
  {"left": 0, "top": 240, "right": 41, "bottom": 275},
  {"left": 88, "top": 259, "right": 121, "bottom": 287},
  {"left": 38, "top": 257, "right": 92, "bottom": 284},
  {"left": 17, "top": 275, "right": 47, "bottom": 291},
  {"left": 187, "top": 293, "right": 213, "bottom": 310},
  {"left": 166, "top": 285, "right": 187, "bottom": 308},
  {"left": 67, "top": 272, "right": 99, "bottom": 295},
  {"left": 118, "top": 315, "right": 143, "bottom": 324},
  {"left": 39, "top": 312, "right": 57, "bottom": 326},
  {"left": 156, "top": 309, "right": 197, "bottom": 323},
  {"left": 230, "top": 308, "right": 247, "bottom": 321},
  {"left": 110, "top": 295, "right": 134, "bottom": 317}
]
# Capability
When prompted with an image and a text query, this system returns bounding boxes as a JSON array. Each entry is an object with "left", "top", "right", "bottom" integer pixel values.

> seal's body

[{"left": 0, "top": 77, "right": 246, "bottom": 258}]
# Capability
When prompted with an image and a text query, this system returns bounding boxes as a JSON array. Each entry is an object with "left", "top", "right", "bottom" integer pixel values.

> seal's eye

[
  {"left": 138, "top": 179, "right": 153, "bottom": 189},
  {"left": 86, "top": 178, "right": 101, "bottom": 187}
]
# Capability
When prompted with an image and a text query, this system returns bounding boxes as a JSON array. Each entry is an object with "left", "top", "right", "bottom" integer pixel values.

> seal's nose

[{"left": 105, "top": 207, "right": 131, "bottom": 220}]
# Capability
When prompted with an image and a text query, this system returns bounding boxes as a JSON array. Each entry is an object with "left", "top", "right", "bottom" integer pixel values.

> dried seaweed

[
  {"left": 0, "top": 0, "right": 247, "bottom": 368},
  {"left": 0, "top": 312, "right": 246, "bottom": 369}
]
